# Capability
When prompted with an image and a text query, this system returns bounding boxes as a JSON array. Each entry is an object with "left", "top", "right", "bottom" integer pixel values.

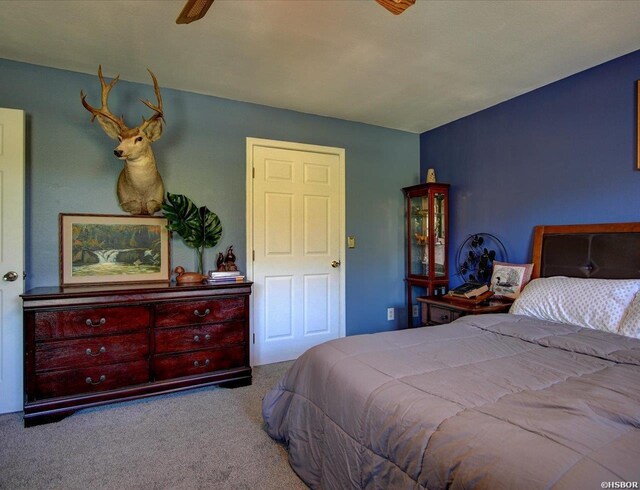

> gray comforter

[{"left": 262, "top": 314, "right": 640, "bottom": 489}]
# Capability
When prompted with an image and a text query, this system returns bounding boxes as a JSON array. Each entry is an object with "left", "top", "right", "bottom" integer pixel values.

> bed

[{"left": 262, "top": 223, "right": 640, "bottom": 489}]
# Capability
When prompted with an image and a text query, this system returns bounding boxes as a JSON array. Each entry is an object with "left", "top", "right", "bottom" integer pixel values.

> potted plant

[{"left": 162, "top": 192, "right": 222, "bottom": 274}]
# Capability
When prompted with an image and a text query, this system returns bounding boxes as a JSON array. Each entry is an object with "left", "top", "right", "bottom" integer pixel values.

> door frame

[{"left": 246, "top": 137, "right": 346, "bottom": 365}]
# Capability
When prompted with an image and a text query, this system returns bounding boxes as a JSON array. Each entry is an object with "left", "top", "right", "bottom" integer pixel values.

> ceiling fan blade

[
  {"left": 375, "top": 0, "right": 416, "bottom": 15},
  {"left": 176, "top": 0, "right": 413, "bottom": 24},
  {"left": 176, "top": 0, "right": 214, "bottom": 24}
]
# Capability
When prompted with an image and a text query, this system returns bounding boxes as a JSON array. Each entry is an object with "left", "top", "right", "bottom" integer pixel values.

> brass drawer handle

[
  {"left": 86, "top": 346, "right": 106, "bottom": 356},
  {"left": 194, "top": 308, "right": 210, "bottom": 318},
  {"left": 86, "top": 375, "right": 106, "bottom": 385},
  {"left": 85, "top": 317, "right": 106, "bottom": 327},
  {"left": 193, "top": 334, "right": 212, "bottom": 343},
  {"left": 193, "top": 359, "right": 210, "bottom": 368}
]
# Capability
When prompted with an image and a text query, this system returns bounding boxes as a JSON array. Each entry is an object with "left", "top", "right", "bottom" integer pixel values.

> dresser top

[{"left": 22, "top": 281, "right": 253, "bottom": 307}]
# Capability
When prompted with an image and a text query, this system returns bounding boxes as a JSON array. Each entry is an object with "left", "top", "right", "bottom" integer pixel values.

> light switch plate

[{"left": 347, "top": 236, "right": 356, "bottom": 248}]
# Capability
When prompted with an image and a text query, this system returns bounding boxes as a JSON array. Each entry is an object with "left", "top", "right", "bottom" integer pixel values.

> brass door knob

[{"left": 331, "top": 260, "right": 341, "bottom": 268}]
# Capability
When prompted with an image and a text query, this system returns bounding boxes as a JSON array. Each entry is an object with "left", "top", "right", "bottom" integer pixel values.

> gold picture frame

[{"left": 59, "top": 213, "right": 170, "bottom": 286}]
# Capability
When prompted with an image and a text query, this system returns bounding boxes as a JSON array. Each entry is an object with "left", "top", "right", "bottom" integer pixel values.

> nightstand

[{"left": 417, "top": 295, "right": 512, "bottom": 326}]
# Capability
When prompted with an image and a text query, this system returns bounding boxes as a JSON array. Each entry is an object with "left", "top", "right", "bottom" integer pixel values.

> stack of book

[
  {"left": 203, "top": 270, "right": 245, "bottom": 284},
  {"left": 447, "top": 283, "right": 493, "bottom": 303}
]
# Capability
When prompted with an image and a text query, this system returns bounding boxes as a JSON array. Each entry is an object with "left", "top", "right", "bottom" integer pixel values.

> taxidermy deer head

[{"left": 81, "top": 66, "right": 165, "bottom": 215}]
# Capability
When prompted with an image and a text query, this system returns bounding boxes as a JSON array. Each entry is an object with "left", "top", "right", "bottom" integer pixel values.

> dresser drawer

[
  {"left": 34, "top": 306, "right": 150, "bottom": 340},
  {"left": 155, "top": 297, "right": 245, "bottom": 328},
  {"left": 35, "top": 332, "right": 149, "bottom": 372},
  {"left": 155, "top": 321, "right": 245, "bottom": 354},
  {"left": 34, "top": 359, "right": 149, "bottom": 399},
  {"left": 153, "top": 346, "right": 246, "bottom": 381},
  {"left": 429, "top": 305, "right": 461, "bottom": 325}
]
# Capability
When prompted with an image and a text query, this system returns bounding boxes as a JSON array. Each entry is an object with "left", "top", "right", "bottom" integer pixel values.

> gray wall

[{"left": 1, "top": 59, "right": 419, "bottom": 334}]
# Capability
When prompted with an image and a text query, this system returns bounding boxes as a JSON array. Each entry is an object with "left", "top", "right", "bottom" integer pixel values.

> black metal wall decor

[{"left": 456, "top": 233, "right": 508, "bottom": 284}]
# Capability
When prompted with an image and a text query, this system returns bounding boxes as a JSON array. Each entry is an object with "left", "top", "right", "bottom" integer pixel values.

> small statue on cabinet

[
  {"left": 216, "top": 252, "right": 225, "bottom": 271},
  {"left": 216, "top": 245, "right": 238, "bottom": 272},
  {"left": 225, "top": 246, "right": 237, "bottom": 271}
]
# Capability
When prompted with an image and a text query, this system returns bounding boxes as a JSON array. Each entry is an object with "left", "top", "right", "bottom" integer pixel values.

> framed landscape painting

[{"left": 60, "top": 213, "right": 170, "bottom": 286}]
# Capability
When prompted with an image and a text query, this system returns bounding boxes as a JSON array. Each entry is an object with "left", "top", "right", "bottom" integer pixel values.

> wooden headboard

[{"left": 531, "top": 222, "right": 640, "bottom": 280}]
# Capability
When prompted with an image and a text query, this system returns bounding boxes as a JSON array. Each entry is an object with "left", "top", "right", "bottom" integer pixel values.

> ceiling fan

[{"left": 176, "top": 0, "right": 416, "bottom": 24}]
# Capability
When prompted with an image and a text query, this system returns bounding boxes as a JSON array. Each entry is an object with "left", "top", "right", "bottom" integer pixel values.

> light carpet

[{"left": 0, "top": 361, "right": 306, "bottom": 489}]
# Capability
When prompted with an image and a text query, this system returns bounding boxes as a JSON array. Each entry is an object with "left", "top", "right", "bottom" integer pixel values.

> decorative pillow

[
  {"left": 618, "top": 291, "right": 640, "bottom": 339},
  {"left": 489, "top": 261, "right": 533, "bottom": 299},
  {"left": 509, "top": 276, "right": 640, "bottom": 333}
]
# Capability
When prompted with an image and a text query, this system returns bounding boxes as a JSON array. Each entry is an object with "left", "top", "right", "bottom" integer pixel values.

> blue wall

[
  {"left": 0, "top": 59, "right": 419, "bottom": 334},
  {"left": 421, "top": 49, "right": 640, "bottom": 286}
]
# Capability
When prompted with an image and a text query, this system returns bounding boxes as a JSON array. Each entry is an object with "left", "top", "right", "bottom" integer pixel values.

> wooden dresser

[{"left": 22, "top": 281, "right": 252, "bottom": 426}]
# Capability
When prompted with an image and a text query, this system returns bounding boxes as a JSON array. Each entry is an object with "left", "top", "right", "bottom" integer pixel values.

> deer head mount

[{"left": 80, "top": 66, "right": 166, "bottom": 215}]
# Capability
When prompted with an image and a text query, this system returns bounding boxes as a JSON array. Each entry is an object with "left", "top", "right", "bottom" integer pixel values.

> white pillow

[
  {"left": 619, "top": 291, "right": 640, "bottom": 339},
  {"left": 509, "top": 276, "right": 640, "bottom": 333}
]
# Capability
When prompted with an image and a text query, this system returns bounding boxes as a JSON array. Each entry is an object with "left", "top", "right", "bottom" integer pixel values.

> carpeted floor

[{"left": 0, "top": 361, "right": 306, "bottom": 489}]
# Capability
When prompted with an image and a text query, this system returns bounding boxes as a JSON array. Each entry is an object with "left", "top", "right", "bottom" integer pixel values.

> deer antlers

[
  {"left": 139, "top": 70, "right": 164, "bottom": 134},
  {"left": 80, "top": 65, "right": 163, "bottom": 139}
]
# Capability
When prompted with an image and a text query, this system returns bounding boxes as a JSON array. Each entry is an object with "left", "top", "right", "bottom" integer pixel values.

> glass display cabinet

[{"left": 402, "top": 183, "right": 450, "bottom": 327}]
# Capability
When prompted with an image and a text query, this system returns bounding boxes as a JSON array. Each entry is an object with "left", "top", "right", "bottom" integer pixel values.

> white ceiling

[{"left": 1, "top": 0, "right": 640, "bottom": 133}]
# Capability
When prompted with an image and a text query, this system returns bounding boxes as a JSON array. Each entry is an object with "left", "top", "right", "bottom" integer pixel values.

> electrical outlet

[
  {"left": 387, "top": 307, "right": 394, "bottom": 321},
  {"left": 412, "top": 305, "right": 419, "bottom": 317}
]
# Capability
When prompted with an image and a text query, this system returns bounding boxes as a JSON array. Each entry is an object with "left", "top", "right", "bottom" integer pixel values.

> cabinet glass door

[
  {"left": 434, "top": 191, "right": 446, "bottom": 277},
  {"left": 410, "top": 195, "right": 428, "bottom": 276}
]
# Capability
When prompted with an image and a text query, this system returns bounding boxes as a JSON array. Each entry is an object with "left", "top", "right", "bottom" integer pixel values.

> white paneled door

[
  {"left": 0, "top": 108, "right": 25, "bottom": 413},
  {"left": 247, "top": 139, "right": 345, "bottom": 365}
]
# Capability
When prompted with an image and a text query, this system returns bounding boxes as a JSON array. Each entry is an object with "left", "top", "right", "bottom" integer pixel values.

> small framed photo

[
  {"left": 490, "top": 261, "right": 533, "bottom": 299},
  {"left": 60, "top": 213, "right": 170, "bottom": 286}
]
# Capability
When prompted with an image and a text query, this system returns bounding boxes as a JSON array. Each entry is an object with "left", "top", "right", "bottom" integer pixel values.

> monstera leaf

[
  {"left": 163, "top": 193, "right": 200, "bottom": 246},
  {"left": 199, "top": 206, "right": 223, "bottom": 248},
  {"left": 162, "top": 192, "right": 222, "bottom": 273}
]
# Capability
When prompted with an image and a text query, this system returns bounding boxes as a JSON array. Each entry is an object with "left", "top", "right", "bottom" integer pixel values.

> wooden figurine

[
  {"left": 216, "top": 246, "right": 238, "bottom": 272},
  {"left": 216, "top": 252, "right": 225, "bottom": 272},
  {"left": 225, "top": 245, "right": 238, "bottom": 271},
  {"left": 174, "top": 266, "right": 205, "bottom": 284}
]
